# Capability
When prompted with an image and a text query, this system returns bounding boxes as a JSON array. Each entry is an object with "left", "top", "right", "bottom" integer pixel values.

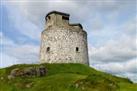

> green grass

[{"left": 0, "top": 63, "right": 137, "bottom": 91}]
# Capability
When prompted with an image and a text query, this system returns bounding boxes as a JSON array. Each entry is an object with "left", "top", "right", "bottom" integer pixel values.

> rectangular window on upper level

[{"left": 62, "top": 16, "right": 69, "bottom": 20}]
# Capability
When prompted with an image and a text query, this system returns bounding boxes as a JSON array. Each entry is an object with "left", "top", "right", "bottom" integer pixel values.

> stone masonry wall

[{"left": 40, "top": 26, "right": 89, "bottom": 64}]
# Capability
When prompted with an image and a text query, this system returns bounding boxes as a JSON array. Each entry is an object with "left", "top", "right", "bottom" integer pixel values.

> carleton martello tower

[{"left": 40, "top": 11, "right": 89, "bottom": 65}]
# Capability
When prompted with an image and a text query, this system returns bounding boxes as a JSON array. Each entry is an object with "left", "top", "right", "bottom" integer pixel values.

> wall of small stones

[{"left": 40, "top": 26, "right": 89, "bottom": 65}]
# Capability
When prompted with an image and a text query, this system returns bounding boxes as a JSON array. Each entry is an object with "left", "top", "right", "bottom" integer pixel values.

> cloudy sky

[{"left": 0, "top": 0, "right": 137, "bottom": 82}]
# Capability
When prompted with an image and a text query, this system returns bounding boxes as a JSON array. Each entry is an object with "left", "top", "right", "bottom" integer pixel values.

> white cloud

[
  {"left": 122, "top": 17, "right": 137, "bottom": 36},
  {"left": 0, "top": 32, "right": 15, "bottom": 46},
  {"left": 89, "top": 14, "right": 137, "bottom": 63},
  {"left": 91, "top": 58, "right": 137, "bottom": 82},
  {"left": 0, "top": 52, "right": 18, "bottom": 68},
  {"left": 0, "top": 32, "right": 39, "bottom": 68},
  {"left": 91, "top": 59, "right": 137, "bottom": 74},
  {"left": 90, "top": 36, "right": 137, "bottom": 63},
  {"left": 4, "top": 44, "right": 39, "bottom": 64},
  {"left": 3, "top": 4, "right": 41, "bottom": 41},
  {"left": 4, "top": 0, "right": 135, "bottom": 26}
]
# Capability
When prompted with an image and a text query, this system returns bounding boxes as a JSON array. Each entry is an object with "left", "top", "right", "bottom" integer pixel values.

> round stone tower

[{"left": 40, "top": 11, "right": 89, "bottom": 65}]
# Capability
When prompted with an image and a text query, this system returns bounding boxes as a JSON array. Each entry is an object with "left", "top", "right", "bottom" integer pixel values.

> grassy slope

[{"left": 0, "top": 63, "right": 137, "bottom": 91}]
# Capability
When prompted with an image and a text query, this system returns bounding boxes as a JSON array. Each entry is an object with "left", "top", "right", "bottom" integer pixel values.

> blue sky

[{"left": 0, "top": 0, "right": 137, "bottom": 83}]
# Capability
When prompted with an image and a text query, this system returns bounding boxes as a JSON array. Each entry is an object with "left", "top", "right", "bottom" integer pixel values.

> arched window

[
  {"left": 47, "top": 47, "right": 50, "bottom": 52},
  {"left": 76, "top": 47, "right": 79, "bottom": 52}
]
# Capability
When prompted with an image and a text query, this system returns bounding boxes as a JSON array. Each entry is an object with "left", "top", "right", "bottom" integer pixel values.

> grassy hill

[{"left": 0, "top": 63, "right": 137, "bottom": 91}]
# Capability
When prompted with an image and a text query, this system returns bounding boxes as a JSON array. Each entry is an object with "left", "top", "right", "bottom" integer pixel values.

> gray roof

[
  {"left": 46, "top": 11, "right": 70, "bottom": 18},
  {"left": 70, "top": 23, "right": 83, "bottom": 29}
]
